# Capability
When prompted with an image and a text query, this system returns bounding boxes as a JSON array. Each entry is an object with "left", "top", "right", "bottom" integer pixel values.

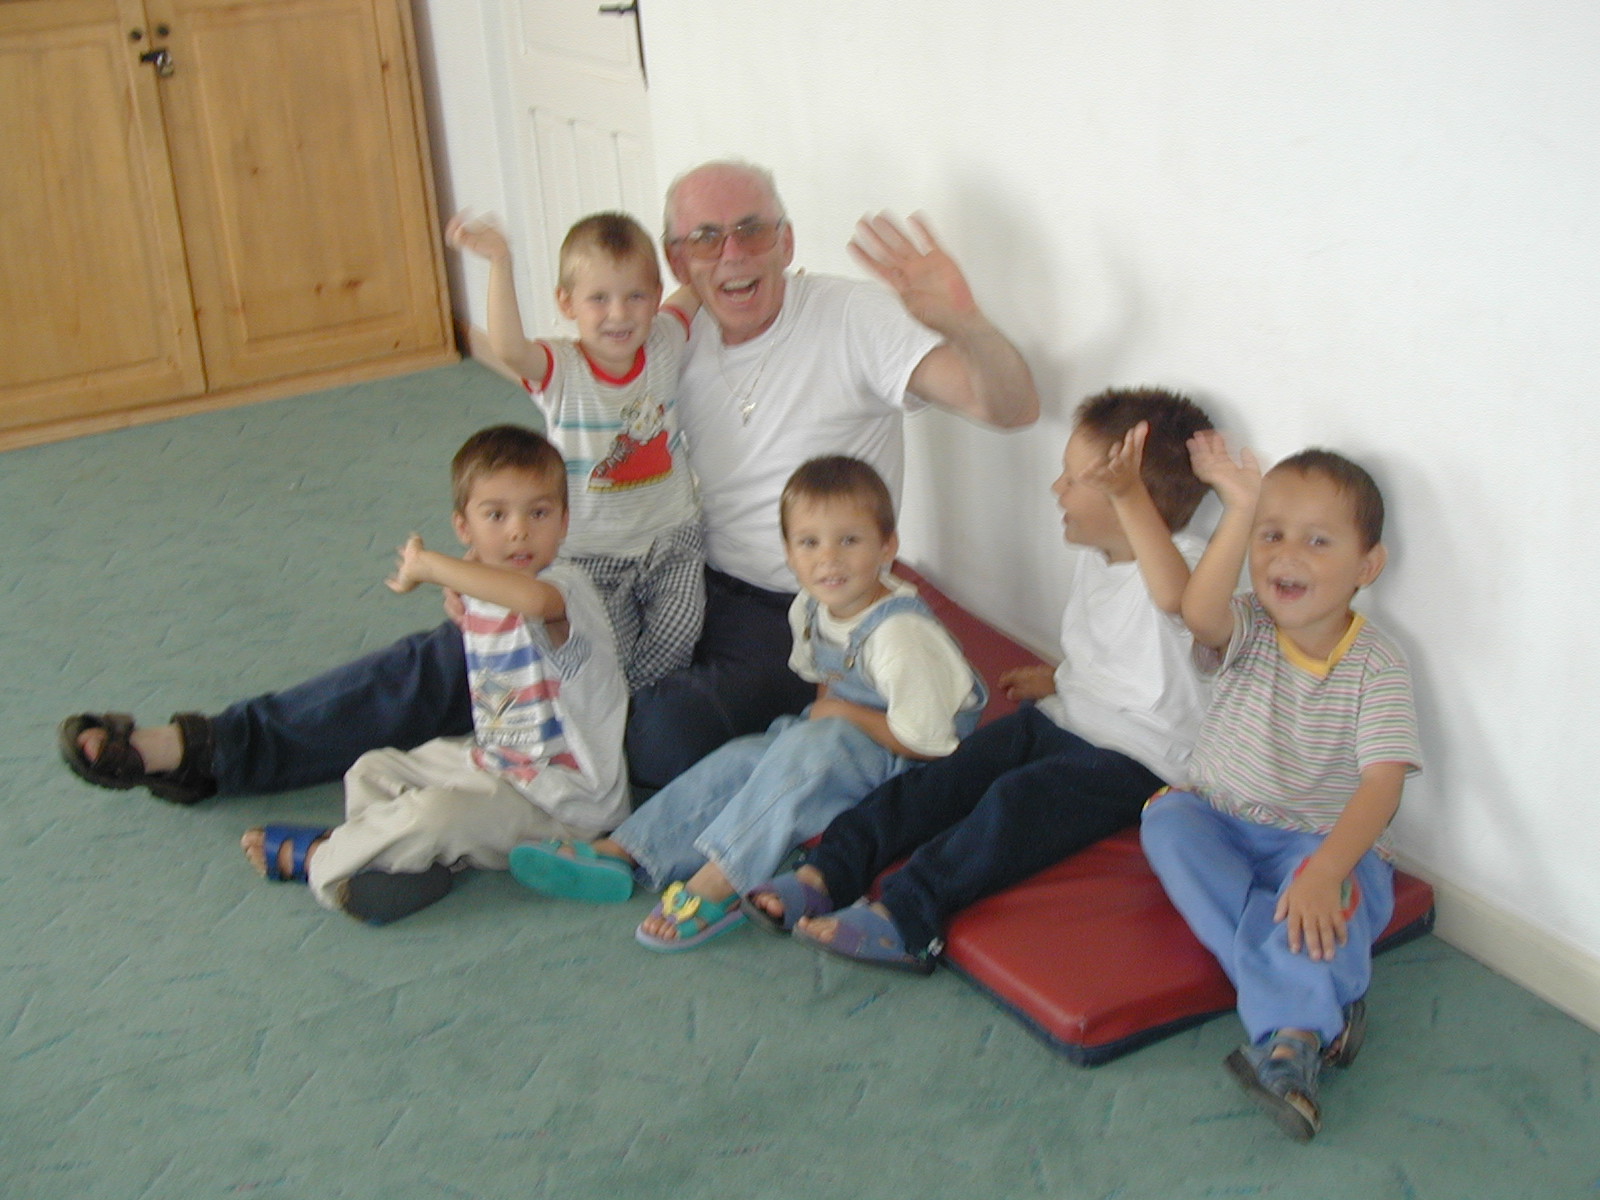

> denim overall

[{"left": 613, "top": 589, "right": 985, "bottom": 894}]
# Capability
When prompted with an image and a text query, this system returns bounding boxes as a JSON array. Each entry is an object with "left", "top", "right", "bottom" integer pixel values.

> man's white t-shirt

[{"left": 676, "top": 272, "right": 942, "bottom": 592}]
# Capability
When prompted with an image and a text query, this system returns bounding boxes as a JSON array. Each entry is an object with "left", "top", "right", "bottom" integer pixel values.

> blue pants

[
  {"left": 805, "top": 706, "right": 1162, "bottom": 955},
  {"left": 210, "top": 569, "right": 810, "bottom": 796},
  {"left": 1139, "top": 789, "right": 1395, "bottom": 1045},
  {"left": 611, "top": 712, "right": 908, "bottom": 896}
]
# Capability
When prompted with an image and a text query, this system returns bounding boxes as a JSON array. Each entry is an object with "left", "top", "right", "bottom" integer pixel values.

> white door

[{"left": 491, "top": 0, "right": 656, "bottom": 334}]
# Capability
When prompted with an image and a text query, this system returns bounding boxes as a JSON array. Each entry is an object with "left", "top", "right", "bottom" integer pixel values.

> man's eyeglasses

[{"left": 668, "top": 217, "right": 786, "bottom": 261}]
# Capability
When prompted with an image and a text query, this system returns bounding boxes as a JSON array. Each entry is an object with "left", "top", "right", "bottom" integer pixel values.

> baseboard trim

[
  {"left": 458, "top": 320, "right": 520, "bottom": 385},
  {"left": 1399, "top": 860, "right": 1600, "bottom": 1033},
  {"left": 0, "top": 345, "right": 459, "bottom": 453}
]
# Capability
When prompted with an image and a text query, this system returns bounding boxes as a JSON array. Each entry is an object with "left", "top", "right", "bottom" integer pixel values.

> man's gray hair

[{"left": 662, "top": 160, "right": 786, "bottom": 237}]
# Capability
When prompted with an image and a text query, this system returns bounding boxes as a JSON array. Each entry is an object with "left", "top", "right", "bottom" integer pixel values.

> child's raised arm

[
  {"left": 444, "top": 213, "right": 552, "bottom": 383},
  {"left": 1182, "top": 431, "right": 1262, "bottom": 651},
  {"left": 386, "top": 535, "right": 569, "bottom": 642},
  {"left": 1083, "top": 421, "right": 1190, "bottom": 613}
]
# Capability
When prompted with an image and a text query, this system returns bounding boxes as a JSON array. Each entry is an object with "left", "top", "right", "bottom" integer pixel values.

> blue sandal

[
  {"left": 793, "top": 900, "right": 935, "bottom": 975},
  {"left": 634, "top": 882, "right": 746, "bottom": 952},
  {"left": 1224, "top": 1032, "right": 1323, "bottom": 1141},
  {"left": 508, "top": 839, "right": 634, "bottom": 903},
  {"left": 744, "top": 872, "right": 834, "bottom": 935},
  {"left": 257, "top": 825, "right": 329, "bottom": 883},
  {"left": 1325, "top": 998, "right": 1367, "bottom": 1068}
]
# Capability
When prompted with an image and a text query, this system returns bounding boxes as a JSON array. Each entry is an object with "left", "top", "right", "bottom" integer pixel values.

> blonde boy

[
  {"left": 241, "top": 427, "right": 628, "bottom": 924},
  {"left": 1141, "top": 437, "right": 1422, "bottom": 1141},
  {"left": 447, "top": 211, "right": 703, "bottom": 692}
]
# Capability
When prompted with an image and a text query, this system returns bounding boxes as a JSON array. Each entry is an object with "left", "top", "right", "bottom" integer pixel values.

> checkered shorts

[{"left": 566, "top": 519, "right": 706, "bottom": 693}]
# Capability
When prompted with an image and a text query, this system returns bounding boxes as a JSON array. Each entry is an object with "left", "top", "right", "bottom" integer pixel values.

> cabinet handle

[{"left": 139, "top": 47, "right": 175, "bottom": 78}]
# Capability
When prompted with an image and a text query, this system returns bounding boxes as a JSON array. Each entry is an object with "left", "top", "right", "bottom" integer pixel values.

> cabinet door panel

[
  {"left": 0, "top": 0, "right": 205, "bottom": 430},
  {"left": 150, "top": 0, "right": 448, "bottom": 389}
]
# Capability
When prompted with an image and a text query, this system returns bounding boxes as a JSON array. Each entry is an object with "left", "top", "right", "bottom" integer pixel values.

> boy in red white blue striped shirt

[{"left": 239, "top": 426, "right": 629, "bottom": 924}]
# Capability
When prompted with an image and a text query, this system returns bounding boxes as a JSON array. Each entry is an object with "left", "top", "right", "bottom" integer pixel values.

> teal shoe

[{"left": 508, "top": 839, "right": 634, "bottom": 903}]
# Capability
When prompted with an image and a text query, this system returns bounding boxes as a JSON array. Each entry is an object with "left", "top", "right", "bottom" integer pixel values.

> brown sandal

[{"left": 56, "top": 711, "right": 218, "bottom": 806}]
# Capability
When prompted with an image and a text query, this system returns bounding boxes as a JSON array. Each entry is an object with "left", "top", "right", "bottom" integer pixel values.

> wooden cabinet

[{"left": 0, "top": 0, "right": 453, "bottom": 449}]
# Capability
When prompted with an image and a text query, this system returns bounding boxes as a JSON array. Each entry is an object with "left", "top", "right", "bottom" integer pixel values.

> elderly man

[
  {"left": 60, "top": 160, "right": 1037, "bottom": 805},
  {"left": 626, "top": 161, "right": 1036, "bottom": 786}
]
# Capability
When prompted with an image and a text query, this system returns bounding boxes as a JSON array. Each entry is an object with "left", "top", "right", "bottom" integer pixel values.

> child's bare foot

[
  {"left": 748, "top": 864, "right": 828, "bottom": 926},
  {"left": 634, "top": 880, "right": 745, "bottom": 953},
  {"left": 639, "top": 863, "right": 736, "bottom": 943},
  {"left": 793, "top": 899, "right": 933, "bottom": 975},
  {"left": 241, "top": 826, "right": 328, "bottom": 881},
  {"left": 796, "top": 898, "right": 893, "bottom": 944}
]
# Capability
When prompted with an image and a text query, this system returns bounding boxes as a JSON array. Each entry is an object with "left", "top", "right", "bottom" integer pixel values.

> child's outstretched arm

[
  {"left": 444, "top": 213, "right": 552, "bottom": 382},
  {"left": 386, "top": 535, "right": 569, "bottom": 641},
  {"left": 1182, "top": 431, "right": 1262, "bottom": 651},
  {"left": 1276, "top": 761, "right": 1407, "bottom": 961},
  {"left": 1082, "top": 420, "right": 1190, "bottom": 613}
]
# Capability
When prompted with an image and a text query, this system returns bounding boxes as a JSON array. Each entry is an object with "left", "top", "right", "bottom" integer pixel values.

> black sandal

[{"left": 56, "top": 711, "right": 218, "bottom": 806}]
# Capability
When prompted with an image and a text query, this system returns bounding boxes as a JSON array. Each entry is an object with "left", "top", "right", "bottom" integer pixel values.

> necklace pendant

[{"left": 739, "top": 399, "right": 757, "bottom": 424}]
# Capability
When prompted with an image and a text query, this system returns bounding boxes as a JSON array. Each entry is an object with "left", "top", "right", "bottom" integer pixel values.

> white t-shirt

[
  {"left": 786, "top": 574, "right": 981, "bottom": 758},
  {"left": 1035, "top": 533, "right": 1210, "bottom": 785},
  {"left": 677, "top": 273, "right": 943, "bottom": 591}
]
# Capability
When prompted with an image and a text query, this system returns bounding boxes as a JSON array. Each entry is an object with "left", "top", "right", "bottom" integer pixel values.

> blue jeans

[
  {"left": 610, "top": 712, "right": 908, "bottom": 895},
  {"left": 1140, "top": 789, "right": 1395, "bottom": 1045},
  {"left": 805, "top": 706, "right": 1162, "bottom": 955},
  {"left": 208, "top": 568, "right": 810, "bottom": 796},
  {"left": 211, "top": 621, "right": 473, "bottom": 794}
]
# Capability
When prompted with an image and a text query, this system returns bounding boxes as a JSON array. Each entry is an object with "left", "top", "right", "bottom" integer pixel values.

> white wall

[{"left": 418, "top": 1, "right": 1600, "bottom": 1020}]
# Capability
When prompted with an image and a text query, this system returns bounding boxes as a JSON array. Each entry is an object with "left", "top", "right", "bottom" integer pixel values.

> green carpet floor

[{"left": 3, "top": 362, "right": 1596, "bottom": 1199}]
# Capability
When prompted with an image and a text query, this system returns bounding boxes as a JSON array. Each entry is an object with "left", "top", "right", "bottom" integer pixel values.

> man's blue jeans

[{"left": 208, "top": 568, "right": 812, "bottom": 796}]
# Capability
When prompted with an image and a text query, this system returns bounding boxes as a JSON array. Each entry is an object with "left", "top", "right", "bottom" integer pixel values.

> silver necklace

[{"left": 717, "top": 271, "right": 804, "bottom": 425}]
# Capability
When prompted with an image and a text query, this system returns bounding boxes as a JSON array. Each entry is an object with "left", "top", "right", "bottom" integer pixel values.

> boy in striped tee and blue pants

[{"left": 1141, "top": 437, "right": 1422, "bottom": 1142}]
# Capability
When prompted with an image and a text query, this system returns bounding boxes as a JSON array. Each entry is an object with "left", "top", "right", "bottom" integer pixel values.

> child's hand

[
  {"left": 807, "top": 694, "right": 853, "bottom": 724},
  {"left": 998, "top": 664, "right": 1055, "bottom": 702},
  {"left": 1275, "top": 863, "right": 1351, "bottom": 962},
  {"left": 1187, "top": 430, "right": 1262, "bottom": 511},
  {"left": 444, "top": 211, "right": 511, "bottom": 264},
  {"left": 385, "top": 534, "right": 428, "bottom": 594},
  {"left": 442, "top": 587, "right": 467, "bottom": 628},
  {"left": 1082, "top": 420, "right": 1148, "bottom": 501}
]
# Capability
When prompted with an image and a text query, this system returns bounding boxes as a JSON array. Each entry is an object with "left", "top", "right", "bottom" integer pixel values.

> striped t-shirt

[
  {"left": 462, "top": 597, "right": 581, "bottom": 784},
  {"left": 1186, "top": 593, "right": 1422, "bottom": 858}
]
